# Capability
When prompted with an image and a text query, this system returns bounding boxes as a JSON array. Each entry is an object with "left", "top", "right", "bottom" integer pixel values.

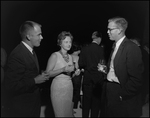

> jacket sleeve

[
  {"left": 5, "top": 53, "right": 37, "bottom": 95},
  {"left": 119, "top": 44, "right": 144, "bottom": 99}
]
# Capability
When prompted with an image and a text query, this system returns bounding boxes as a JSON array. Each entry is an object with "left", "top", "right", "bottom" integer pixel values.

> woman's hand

[
  {"left": 74, "top": 69, "right": 81, "bottom": 76},
  {"left": 64, "top": 65, "right": 74, "bottom": 73}
]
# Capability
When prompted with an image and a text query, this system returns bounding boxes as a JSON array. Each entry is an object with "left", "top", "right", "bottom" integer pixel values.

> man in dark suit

[
  {"left": 105, "top": 17, "right": 144, "bottom": 117},
  {"left": 78, "top": 31, "right": 105, "bottom": 117},
  {"left": 4, "top": 21, "right": 49, "bottom": 117}
]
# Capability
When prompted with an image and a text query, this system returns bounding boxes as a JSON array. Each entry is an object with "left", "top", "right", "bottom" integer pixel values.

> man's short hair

[
  {"left": 19, "top": 21, "right": 41, "bottom": 39},
  {"left": 92, "top": 31, "right": 102, "bottom": 39},
  {"left": 108, "top": 16, "right": 128, "bottom": 32}
]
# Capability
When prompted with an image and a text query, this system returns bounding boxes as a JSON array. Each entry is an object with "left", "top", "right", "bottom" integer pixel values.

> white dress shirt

[
  {"left": 107, "top": 36, "right": 126, "bottom": 83},
  {"left": 22, "top": 41, "right": 33, "bottom": 54}
]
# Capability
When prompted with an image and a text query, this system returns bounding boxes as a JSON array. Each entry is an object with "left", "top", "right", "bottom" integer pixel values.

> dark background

[{"left": 1, "top": 1, "right": 149, "bottom": 70}]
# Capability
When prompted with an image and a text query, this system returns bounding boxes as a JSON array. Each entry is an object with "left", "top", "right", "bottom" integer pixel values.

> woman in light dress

[{"left": 45, "top": 31, "right": 80, "bottom": 117}]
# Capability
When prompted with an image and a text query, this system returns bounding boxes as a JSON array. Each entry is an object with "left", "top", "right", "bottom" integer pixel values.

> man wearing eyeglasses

[{"left": 105, "top": 17, "right": 144, "bottom": 117}]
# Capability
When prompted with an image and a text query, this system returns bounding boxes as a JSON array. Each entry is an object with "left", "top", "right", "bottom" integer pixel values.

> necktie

[
  {"left": 110, "top": 43, "right": 117, "bottom": 68},
  {"left": 112, "top": 42, "right": 116, "bottom": 49},
  {"left": 32, "top": 50, "right": 39, "bottom": 71},
  {"left": 32, "top": 50, "right": 36, "bottom": 58}
]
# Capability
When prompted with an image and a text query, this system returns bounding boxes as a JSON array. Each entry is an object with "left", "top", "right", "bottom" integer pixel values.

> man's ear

[
  {"left": 26, "top": 35, "right": 30, "bottom": 41},
  {"left": 118, "top": 29, "right": 122, "bottom": 35}
]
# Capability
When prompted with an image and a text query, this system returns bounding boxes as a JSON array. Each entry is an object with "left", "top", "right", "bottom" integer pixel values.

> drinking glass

[{"left": 99, "top": 59, "right": 107, "bottom": 74}]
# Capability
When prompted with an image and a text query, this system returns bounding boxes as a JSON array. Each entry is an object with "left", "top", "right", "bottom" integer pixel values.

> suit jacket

[
  {"left": 4, "top": 42, "right": 41, "bottom": 117},
  {"left": 79, "top": 42, "right": 104, "bottom": 85},
  {"left": 107, "top": 37, "right": 144, "bottom": 116}
]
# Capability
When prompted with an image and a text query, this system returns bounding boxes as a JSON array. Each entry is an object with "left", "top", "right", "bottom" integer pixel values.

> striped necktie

[
  {"left": 32, "top": 50, "right": 39, "bottom": 71},
  {"left": 110, "top": 43, "right": 117, "bottom": 68},
  {"left": 32, "top": 50, "right": 36, "bottom": 59}
]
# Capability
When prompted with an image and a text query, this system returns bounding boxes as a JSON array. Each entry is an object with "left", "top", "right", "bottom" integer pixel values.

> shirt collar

[
  {"left": 116, "top": 35, "right": 126, "bottom": 48},
  {"left": 22, "top": 41, "right": 33, "bottom": 54},
  {"left": 92, "top": 40, "right": 99, "bottom": 45}
]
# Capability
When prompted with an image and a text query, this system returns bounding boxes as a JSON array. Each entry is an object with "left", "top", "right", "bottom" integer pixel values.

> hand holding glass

[
  {"left": 98, "top": 59, "right": 107, "bottom": 74},
  {"left": 74, "top": 69, "right": 81, "bottom": 76}
]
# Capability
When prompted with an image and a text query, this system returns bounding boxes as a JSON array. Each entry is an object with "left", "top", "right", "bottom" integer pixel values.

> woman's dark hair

[
  {"left": 69, "top": 42, "right": 82, "bottom": 54},
  {"left": 72, "top": 42, "right": 81, "bottom": 52}
]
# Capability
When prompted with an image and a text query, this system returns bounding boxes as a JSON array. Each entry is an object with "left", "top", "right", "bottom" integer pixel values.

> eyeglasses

[{"left": 108, "top": 28, "right": 118, "bottom": 32}]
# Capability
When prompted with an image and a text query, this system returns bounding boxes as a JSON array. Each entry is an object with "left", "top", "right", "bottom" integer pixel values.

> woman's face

[{"left": 60, "top": 36, "right": 72, "bottom": 51}]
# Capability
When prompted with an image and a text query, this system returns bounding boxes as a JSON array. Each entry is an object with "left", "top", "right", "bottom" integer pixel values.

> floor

[
  {"left": 40, "top": 101, "right": 149, "bottom": 117},
  {"left": 73, "top": 102, "right": 82, "bottom": 117},
  {"left": 73, "top": 102, "right": 149, "bottom": 117}
]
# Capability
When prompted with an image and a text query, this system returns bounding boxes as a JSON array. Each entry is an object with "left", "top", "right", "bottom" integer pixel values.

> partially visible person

[
  {"left": 45, "top": 31, "right": 80, "bottom": 117},
  {"left": 1, "top": 47, "right": 7, "bottom": 83},
  {"left": 141, "top": 44, "right": 149, "bottom": 104},
  {"left": 1, "top": 47, "right": 8, "bottom": 117},
  {"left": 79, "top": 31, "right": 105, "bottom": 117},
  {"left": 130, "top": 37, "right": 141, "bottom": 46},
  {"left": 82, "top": 42, "right": 89, "bottom": 47},
  {"left": 4, "top": 21, "right": 49, "bottom": 117},
  {"left": 104, "top": 17, "right": 144, "bottom": 117},
  {"left": 130, "top": 38, "right": 149, "bottom": 105},
  {"left": 70, "top": 42, "right": 82, "bottom": 109},
  {"left": 143, "top": 44, "right": 149, "bottom": 54}
]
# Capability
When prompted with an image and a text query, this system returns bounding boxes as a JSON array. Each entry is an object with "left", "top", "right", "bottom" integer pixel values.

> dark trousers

[
  {"left": 82, "top": 83, "right": 102, "bottom": 117},
  {"left": 1, "top": 84, "right": 11, "bottom": 117},
  {"left": 99, "top": 80, "right": 107, "bottom": 117},
  {"left": 9, "top": 96, "right": 41, "bottom": 117},
  {"left": 105, "top": 82, "right": 126, "bottom": 117},
  {"left": 5, "top": 88, "right": 41, "bottom": 117},
  {"left": 72, "top": 74, "right": 82, "bottom": 108},
  {"left": 106, "top": 82, "right": 142, "bottom": 117}
]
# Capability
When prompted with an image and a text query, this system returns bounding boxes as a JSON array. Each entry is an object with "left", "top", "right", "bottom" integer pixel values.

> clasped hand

[
  {"left": 34, "top": 71, "right": 49, "bottom": 84},
  {"left": 64, "top": 65, "right": 74, "bottom": 73}
]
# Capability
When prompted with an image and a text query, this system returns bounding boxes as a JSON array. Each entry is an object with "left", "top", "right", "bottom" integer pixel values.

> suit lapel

[
  {"left": 21, "top": 42, "right": 39, "bottom": 72},
  {"left": 114, "top": 38, "right": 127, "bottom": 68}
]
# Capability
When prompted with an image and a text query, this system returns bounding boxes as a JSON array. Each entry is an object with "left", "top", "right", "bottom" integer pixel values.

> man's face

[
  {"left": 28, "top": 25, "right": 43, "bottom": 48},
  {"left": 107, "top": 22, "right": 119, "bottom": 41}
]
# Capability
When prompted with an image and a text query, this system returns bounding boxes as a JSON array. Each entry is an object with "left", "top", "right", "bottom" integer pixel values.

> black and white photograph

[{"left": 1, "top": 1, "right": 149, "bottom": 117}]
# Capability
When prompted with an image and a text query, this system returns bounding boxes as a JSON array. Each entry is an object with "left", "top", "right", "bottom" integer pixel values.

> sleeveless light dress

[{"left": 50, "top": 52, "right": 74, "bottom": 117}]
